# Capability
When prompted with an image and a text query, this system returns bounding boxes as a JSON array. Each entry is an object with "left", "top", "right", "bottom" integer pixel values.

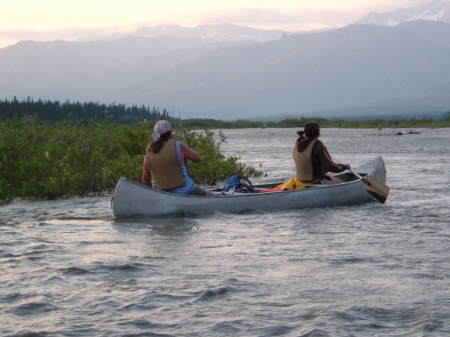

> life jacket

[
  {"left": 147, "top": 139, "right": 185, "bottom": 190},
  {"left": 293, "top": 139, "right": 318, "bottom": 183}
]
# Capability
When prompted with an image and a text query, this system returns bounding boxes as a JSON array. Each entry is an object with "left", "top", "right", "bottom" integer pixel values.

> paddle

[{"left": 340, "top": 162, "right": 390, "bottom": 204}]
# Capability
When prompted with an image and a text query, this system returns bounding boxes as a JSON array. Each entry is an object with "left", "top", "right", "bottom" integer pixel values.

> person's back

[
  {"left": 293, "top": 122, "right": 350, "bottom": 184},
  {"left": 146, "top": 138, "right": 185, "bottom": 191},
  {"left": 293, "top": 137, "right": 318, "bottom": 183},
  {"left": 141, "top": 120, "right": 210, "bottom": 195}
]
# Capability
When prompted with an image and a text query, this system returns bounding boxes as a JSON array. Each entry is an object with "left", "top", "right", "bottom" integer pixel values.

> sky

[{"left": 0, "top": 0, "right": 429, "bottom": 48}]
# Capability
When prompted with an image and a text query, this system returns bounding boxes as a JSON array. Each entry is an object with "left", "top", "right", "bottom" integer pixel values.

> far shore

[
  {"left": 176, "top": 117, "right": 450, "bottom": 130},
  {"left": 2, "top": 98, "right": 449, "bottom": 129}
]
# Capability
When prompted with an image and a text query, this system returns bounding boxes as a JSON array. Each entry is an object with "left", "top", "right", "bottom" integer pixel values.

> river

[{"left": 1, "top": 127, "right": 449, "bottom": 337}]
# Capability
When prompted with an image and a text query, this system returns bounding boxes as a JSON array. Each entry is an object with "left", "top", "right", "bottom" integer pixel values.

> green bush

[{"left": 0, "top": 120, "right": 261, "bottom": 201}]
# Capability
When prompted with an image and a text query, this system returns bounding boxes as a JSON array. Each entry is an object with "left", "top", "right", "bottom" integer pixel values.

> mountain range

[
  {"left": 124, "top": 20, "right": 450, "bottom": 119},
  {"left": 1, "top": 3, "right": 450, "bottom": 120}
]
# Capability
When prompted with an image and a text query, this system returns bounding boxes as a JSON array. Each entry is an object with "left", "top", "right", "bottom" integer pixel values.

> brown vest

[
  {"left": 293, "top": 139, "right": 317, "bottom": 183},
  {"left": 147, "top": 139, "right": 185, "bottom": 190}
]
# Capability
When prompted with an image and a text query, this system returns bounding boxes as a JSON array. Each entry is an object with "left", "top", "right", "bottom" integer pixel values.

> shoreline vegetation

[
  {"left": 0, "top": 120, "right": 261, "bottom": 202},
  {"left": 1, "top": 98, "right": 449, "bottom": 202}
]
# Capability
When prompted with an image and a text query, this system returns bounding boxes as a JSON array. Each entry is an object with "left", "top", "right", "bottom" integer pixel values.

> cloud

[
  {"left": 368, "top": 0, "right": 431, "bottom": 11},
  {"left": 198, "top": 0, "right": 438, "bottom": 30},
  {"left": 200, "top": 8, "right": 361, "bottom": 30}
]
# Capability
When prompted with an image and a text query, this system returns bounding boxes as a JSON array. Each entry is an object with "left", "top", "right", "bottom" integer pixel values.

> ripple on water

[
  {"left": 5, "top": 331, "right": 51, "bottom": 337},
  {"left": 92, "top": 262, "right": 146, "bottom": 274},
  {"left": 0, "top": 292, "right": 32, "bottom": 304},
  {"left": 121, "top": 332, "right": 176, "bottom": 337},
  {"left": 0, "top": 250, "right": 21, "bottom": 258},
  {"left": 117, "top": 319, "right": 164, "bottom": 329},
  {"left": 327, "top": 256, "right": 377, "bottom": 265},
  {"left": 61, "top": 266, "right": 92, "bottom": 275},
  {"left": 199, "top": 286, "right": 231, "bottom": 301},
  {"left": 119, "top": 302, "right": 159, "bottom": 312},
  {"left": 333, "top": 304, "right": 431, "bottom": 334},
  {"left": 254, "top": 324, "right": 298, "bottom": 337},
  {"left": 8, "top": 301, "right": 58, "bottom": 316},
  {"left": 58, "top": 262, "right": 149, "bottom": 278},
  {"left": 296, "top": 328, "right": 330, "bottom": 337},
  {"left": 210, "top": 320, "right": 243, "bottom": 335}
]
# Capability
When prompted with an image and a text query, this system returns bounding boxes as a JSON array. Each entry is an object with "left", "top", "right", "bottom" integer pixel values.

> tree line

[
  {"left": 1, "top": 97, "right": 449, "bottom": 128},
  {"left": 181, "top": 115, "right": 450, "bottom": 129},
  {"left": 0, "top": 97, "right": 173, "bottom": 123}
]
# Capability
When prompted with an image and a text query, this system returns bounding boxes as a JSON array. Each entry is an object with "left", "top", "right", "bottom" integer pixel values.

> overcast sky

[{"left": 0, "top": 0, "right": 429, "bottom": 48}]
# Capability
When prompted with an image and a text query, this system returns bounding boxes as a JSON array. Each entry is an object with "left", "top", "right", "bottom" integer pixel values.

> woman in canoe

[
  {"left": 142, "top": 120, "right": 210, "bottom": 195},
  {"left": 293, "top": 121, "right": 351, "bottom": 185}
]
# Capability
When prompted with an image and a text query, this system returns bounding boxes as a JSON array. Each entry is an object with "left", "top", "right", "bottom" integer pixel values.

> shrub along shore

[{"left": 0, "top": 120, "right": 261, "bottom": 202}]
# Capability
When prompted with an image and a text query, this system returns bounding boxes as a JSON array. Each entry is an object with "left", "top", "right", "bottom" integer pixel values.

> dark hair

[
  {"left": 304, "top": 122, "right": 320, "bottom": 138},
  {"left": 150, "top": 131, "right": 172, "bottom": 154},
  {"left": 296, "top": 122, "right": 320, "bottom": 152}
]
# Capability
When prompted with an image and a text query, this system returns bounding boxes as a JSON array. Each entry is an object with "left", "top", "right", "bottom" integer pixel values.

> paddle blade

[{"left": 362, "top": 175, "right": 390, "bottom": 204}]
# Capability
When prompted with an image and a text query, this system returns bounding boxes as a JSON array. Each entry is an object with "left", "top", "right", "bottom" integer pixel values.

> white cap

[{"left": 153, "top": 120, "right": 172, "bottom": 141}]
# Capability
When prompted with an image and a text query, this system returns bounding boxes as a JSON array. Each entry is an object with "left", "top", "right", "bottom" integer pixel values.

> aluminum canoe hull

[{"left": 112, "top": 156, "right": 387, "bottom": 217}]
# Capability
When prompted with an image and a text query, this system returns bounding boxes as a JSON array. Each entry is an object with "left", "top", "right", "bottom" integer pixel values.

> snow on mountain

[
  {"left": 356, "top": 0, "right": 450, "bottom": 26},
  {"left": 132, "top": 23, "right": 285, "bottom": 42}
]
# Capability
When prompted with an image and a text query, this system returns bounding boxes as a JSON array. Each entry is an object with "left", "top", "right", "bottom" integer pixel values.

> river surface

[{"left": 1, "top": 128, "right": 449, "bottom": 337}]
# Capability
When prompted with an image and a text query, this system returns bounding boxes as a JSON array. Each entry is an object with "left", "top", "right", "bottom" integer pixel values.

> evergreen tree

[{"left": 0, "top": 98, "right": 174, "bottom": 124}]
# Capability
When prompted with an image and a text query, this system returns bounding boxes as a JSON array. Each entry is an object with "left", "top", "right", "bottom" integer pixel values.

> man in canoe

[
  {"left": 142, "top": 120, "right": 210, "bottom": 195},
  {"left": 293, "top": 121, "right": 351, "bottom": 185}
]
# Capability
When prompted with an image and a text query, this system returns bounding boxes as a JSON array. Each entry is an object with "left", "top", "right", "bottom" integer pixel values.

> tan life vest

[
  {"left": 293, "top": 139, "right": 318, "bottom": 183},
  {"left": 146, "top": 139, "right": 186, "bottom": 190}
]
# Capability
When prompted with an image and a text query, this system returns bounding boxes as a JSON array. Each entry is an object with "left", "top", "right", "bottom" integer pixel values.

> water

[{"left": 1, "top": 128, "right": 449, "bottom": 337}]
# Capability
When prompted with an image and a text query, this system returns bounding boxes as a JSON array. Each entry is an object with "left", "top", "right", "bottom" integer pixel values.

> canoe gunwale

[{"left": 115, "top": 176, "right": 360, "bottom": 199}]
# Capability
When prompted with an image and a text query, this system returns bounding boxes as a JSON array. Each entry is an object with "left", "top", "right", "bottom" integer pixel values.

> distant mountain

[
  {"left": 297, "top": 81, "right": 450, "bottom": 120},
  {"left": 356, "top": 0, "right": 450, "bottom": 26},
  {"left": 1, "top": 21, "right": 450, "bottom": 120},
  {"left": 0, "top": 36, "right": 245, "bottom": 103},
  {"left": 122, "top": 21, "right": 450, "bottom": 119},
  {"left": 125, "top": 23, "right": 286, "bottom": 42}
]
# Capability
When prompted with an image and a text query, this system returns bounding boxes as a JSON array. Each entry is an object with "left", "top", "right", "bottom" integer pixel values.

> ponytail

[{"left": 149, "top": 131, "right": 171, "bottom": 154}]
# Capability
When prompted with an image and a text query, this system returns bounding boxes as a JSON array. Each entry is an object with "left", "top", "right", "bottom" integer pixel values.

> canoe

[{"left": 112, "top": 156, "right": 387, "bottom": 217}]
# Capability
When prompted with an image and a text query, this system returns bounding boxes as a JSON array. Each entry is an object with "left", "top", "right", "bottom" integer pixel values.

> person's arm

[
  {"left": 315, "top": 141, "right": 349, "bottom": 173},
  {"left": 180, "top": 142, "right": 202, "bottom": 163},
  {"left": 142, "top": 156, "right": 152, "bottom": 187},
  {"left": 141, "top": 155, "right": 152, "bottom": 186}
]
